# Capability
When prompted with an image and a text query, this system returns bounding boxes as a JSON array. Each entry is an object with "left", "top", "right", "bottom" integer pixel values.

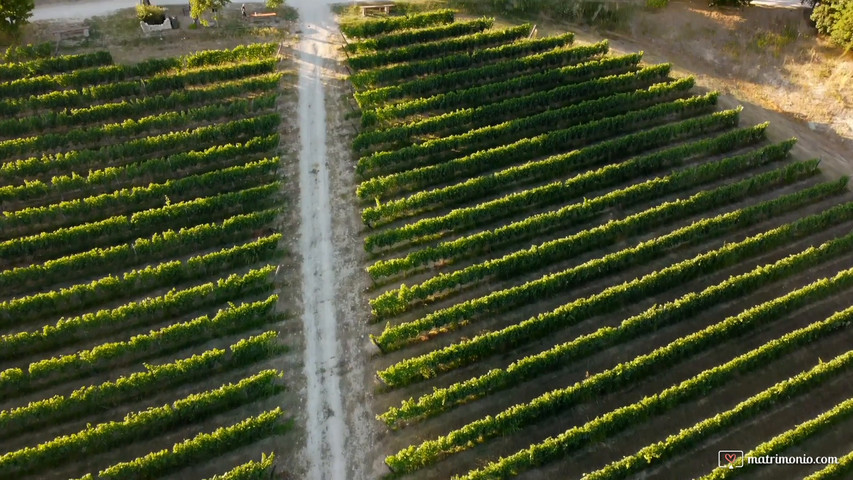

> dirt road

[
  {"left": 290, "top": 1, "right": 372, "bottom": 479},
  {"left": 30, "top": 0, "right": 269, "bottom": 21}
]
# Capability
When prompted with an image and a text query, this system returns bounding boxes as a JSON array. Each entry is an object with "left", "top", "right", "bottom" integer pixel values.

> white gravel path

[
  {"left": 289, "top": 1, "right": 351, "bottom": 479},
  {"left": 30, "top": 0, "right": 270, "bottom": 21},
  {"left": 750, "top": 0, "right": 807, "bottom": 8}
]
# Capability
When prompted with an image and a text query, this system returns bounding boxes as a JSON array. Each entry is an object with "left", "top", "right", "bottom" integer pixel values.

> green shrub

[
  {"left": 2, "top": 43, "right": 52, "bottom": 62},
  {"left": 812, "top": 0, "right": 853, "bottom": 49},
  {"left": 136, "top": 4, "right": 166, "bottom": 25}
]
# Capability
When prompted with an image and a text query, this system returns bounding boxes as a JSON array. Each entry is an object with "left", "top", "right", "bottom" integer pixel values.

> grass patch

[{"left": 752, "top": 23, "right": 798, "bottom": 57}]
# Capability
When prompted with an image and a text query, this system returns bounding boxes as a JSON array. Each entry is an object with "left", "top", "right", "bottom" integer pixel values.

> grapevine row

[
  {"left": 697, "top": 397, "right": 853, "bottom": 480},
  {"left": 587, "top": 381, "right": 852, "bottom": 480},
  {"left": 458, "top": 327, "right": 853, "bottom": 479},
  {"left": 199, "top": 453, "right": 276, "bottom": 480},
  {"left": 184, "top": 42, "right": 278, "bottom": 67},
  {"left": 345, "top": 18, "right": 494, "bottom": 54},
  {"left": 0, "top": 297, "right": 280, "bottom": 395},
  {"left": 366, "top": 120, "right": 764, "bottom": 258},
  {"left": 357, "top": 92, "right": 718, "bottom": 201},
  {"left": 349, "top": 24, "right": 534, "bottom": 71},
  {"left": 340, "top": 9, "right": 455, "bottom": 38},
  {"left": 357, "top": 76, "right": 694, "bottom": 179},
  {"left": 0, "top": 58, "right": 277, "bottom": 115},
  {"left": 358, "top": 41, "right": 608, "bottom": 114},
  {"left": 0, "top": 63, "right": 158, "bottom": 99},
  {"left": 804, "top": 451, "right": 853, "bottom": 480},
  {"left": 0, "top": 51, "right": 113, "bottom": 81},
  {"left": 350, "top": 33, "right": 574, "bottom": 89},
  {"left": 0, "top": 234, "right": 281, "bottom": 326},
  {"left": 0, "top": 369, "right": 283, "bottom": 477},
  {"left": 0, "top": 160, "right": 278, "bottom": 241},
  {"left": 363, "top": 117, "right": 760, "bottom": 231},
  {"left": 355, "top": 62, "right": 678, "bottom": 159},
  {"left": 0, "top": 206, "right": 279, "bottom": 297},
  {"left": 1, "top": 42, "right": 54, "bottom": 62},
  {"left": 1, "top": 266, "right": 274, "bottom": 358},
  {"left": 355, "top": 41, "right": 600, "bottom": 108},
  {"left": 0, "top": 57, "right": 274, "bottom": 100},
  {"left": 0, "top": 183, "right": 278, "bottom": 269},
  {"left": 0, "top": 331, "right": 282, "bottom": 435},
  {"left": 145, "top": 58, "right": 278, "bottom": 91},
  {"left": 393, "top": 280, "right": 853, "bottom": 474},
  {"left": 0, "top": 43, "right": 272, "bottom": 83},
  {"left": 368, "top": 128, "right": 783, "bottom": 280},
  {"left": 0, "top": 95, "right": 276, "bottom": 161},
  {"left": 0, "top": 139, "right": 276, "bottom": 209},
  {"left": 372, "top": 167, "right": 832, "bottom": 350},
  {"left": 377, "top": 198, "right": 853, "bottom": 387},
  {"left": 0, "top": 71, "right": 273, "bottom": 121},
  {"left": 378, "top": 178, "right": 850, "bottom": 426},
  {"left": 79, "top": 414, "right": 282, "bottom": 480},
  {"left": 0, "top": 117, "right": 279, "bottom": 184},
  {"left": 82, "top": 413, "right": 284, "bottom": 480},
  {"left": 365, "top": 47, "right": 634, "bottom": 127},
  {"left": 0, "top": 73, "right": 281, "bottom": 137}
]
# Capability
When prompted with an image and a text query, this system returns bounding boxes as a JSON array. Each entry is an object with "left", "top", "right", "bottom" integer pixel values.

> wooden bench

[
  {"left": 360, "top": 4, "right": 395, "bottom": 16},
  {"left": 54, "top": 27, "right": 90, "bottom": 49},
  {"left": 249, "top": 12, "right": 278, "bottom": 22},
  {"left": 55, "top": 27, "right": 90, "bottom": 41}
]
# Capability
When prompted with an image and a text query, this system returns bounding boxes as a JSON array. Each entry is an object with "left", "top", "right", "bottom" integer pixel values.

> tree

[
  {"left": 189, "top": 0, "right": 230, "bottom": 20},
  {"left": 811, "top": 0, "right": 853, "bottom": 49},
  {"left": 0, "top": 0, "right": 34, "bottom": 37},
  {"left": 266, "top": 0, "right": 284, "bottom": 8},
  {"left": 137, "top": 4, "right": 167, "bottom": 25}
]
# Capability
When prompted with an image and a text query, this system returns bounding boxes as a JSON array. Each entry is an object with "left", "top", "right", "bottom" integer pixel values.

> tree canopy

[
  {"left": 189, "top": 0, "right": 231, "bottom": 22},
  {"left": 811, "top": 0, "right": 853, "bottom": 49},
  {"left": 0, "top": 0, "right": 34, "bottom": 37}
]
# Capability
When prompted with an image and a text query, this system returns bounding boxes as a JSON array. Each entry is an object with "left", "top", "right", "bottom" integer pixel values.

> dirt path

[{"left": 289, "top": 1, "right": 368, "bottom": 479}]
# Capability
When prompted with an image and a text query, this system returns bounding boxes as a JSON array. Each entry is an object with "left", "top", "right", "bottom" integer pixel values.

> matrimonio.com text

[{"left": 719, "top": 450, "right": 839, "bottom": 469}]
